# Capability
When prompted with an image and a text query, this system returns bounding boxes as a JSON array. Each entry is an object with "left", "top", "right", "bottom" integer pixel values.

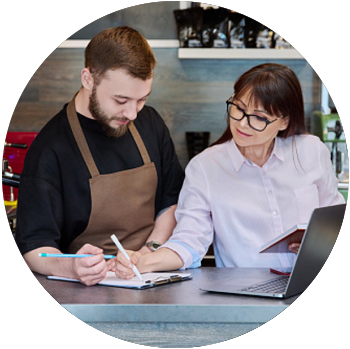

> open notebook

[{"left": 48, "top": 271, "right": 192, "bottom": 289}]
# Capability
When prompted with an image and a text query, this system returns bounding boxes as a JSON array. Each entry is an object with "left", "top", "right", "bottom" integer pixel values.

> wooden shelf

[{"left": 178, "top": 48, "right": 304, "bottom": 59}]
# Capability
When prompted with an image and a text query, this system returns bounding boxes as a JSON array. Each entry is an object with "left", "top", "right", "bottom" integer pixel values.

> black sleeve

[
  {"left": 154, "top": 113, "right": 185, "bottom": 214},
  {"left": 15, "top": 175, "right": 64, "bottom": 255}
]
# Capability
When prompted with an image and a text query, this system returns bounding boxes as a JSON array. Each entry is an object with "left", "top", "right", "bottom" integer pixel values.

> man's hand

[
  {"left": 114, "top": 249, "right": 142, "bottom": 280},
  {"left": 70, "top": 244, "right": 115, "bottom": 286},
  {"left": 288, "top": 243, "right": 300, "bottom": 254}
]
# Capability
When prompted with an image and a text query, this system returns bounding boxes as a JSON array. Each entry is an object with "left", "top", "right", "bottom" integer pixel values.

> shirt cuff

[{"left": 160, "top": 240, "right": 201, "bottom": 269}]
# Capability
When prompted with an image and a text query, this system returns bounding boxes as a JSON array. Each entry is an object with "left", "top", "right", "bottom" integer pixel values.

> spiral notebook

[{"left": 48, "top": 271, "right": 192, "bottom": 289}]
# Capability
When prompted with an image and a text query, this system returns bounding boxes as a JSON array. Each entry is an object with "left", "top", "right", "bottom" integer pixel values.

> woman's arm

[
  {"left": 115, "top": 157, "right": 213, "bottom": 279},
  {"left": 137, "top": 205, "right": 177, "bottom": 255}
]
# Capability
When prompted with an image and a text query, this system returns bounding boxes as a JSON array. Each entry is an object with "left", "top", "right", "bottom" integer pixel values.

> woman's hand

[
  {"left": 115, "top": 249, "right": 142, "bottom": 279},
  {"left": 288, "top": 243, "right": 300, "bottom": 254}
]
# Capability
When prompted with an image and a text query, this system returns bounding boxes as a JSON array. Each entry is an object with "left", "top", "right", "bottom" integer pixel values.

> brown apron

[{"left": 66, "top": 95, "right": 158, "bottom": 255}]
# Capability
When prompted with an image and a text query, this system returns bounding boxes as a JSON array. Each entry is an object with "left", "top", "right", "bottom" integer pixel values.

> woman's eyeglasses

[{"left": 226, "top": 97, "right": 284, "bottom": 132}]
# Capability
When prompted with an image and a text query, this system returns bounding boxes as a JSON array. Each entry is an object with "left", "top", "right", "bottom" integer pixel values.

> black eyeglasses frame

[{"left": 226, "top": 98, "right": 284, "bottom": 132}]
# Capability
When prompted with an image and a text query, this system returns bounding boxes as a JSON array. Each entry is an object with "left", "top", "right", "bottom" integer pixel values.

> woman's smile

[{"left": 235, "top": 128, "right": 251, "bottom": 138}]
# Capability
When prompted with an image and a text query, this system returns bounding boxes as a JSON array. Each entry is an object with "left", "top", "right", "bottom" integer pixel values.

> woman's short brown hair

[{"left": 85, "top": 26, "right": 156, "bottom": 84}]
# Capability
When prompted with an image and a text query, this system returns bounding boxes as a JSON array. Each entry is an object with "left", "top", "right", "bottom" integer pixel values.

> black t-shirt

[{"left": 15, "top": 104, "right": 185, "bottom": 254}]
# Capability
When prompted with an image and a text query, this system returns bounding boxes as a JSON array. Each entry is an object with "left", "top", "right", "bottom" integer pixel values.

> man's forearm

[{"left": 23, "top": 247, "right": 73, "bottom": 277}]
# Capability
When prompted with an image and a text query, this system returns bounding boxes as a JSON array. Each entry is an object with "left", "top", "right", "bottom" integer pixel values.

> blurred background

[{"left": 1, "top": 0, "right": 350, "bottom": 348}]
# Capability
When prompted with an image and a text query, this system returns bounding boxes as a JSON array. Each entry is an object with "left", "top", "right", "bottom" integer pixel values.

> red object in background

[{"left": 3, "top": 132, "right": 38, "bottom": 201}]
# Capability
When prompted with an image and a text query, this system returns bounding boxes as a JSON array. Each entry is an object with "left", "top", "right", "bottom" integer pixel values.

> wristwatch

[{"left": 145, "top": 240, "right": 162, "bottom": 251}]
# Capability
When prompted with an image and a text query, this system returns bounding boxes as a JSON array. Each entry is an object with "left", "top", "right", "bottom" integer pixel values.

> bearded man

[{"left": 15, "top": 26, "right": 184, "bottom": 286}]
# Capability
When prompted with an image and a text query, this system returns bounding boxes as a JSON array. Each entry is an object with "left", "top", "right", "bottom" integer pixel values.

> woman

[{"left": 115, "top": 63, "right": 345, "bottom": 278}]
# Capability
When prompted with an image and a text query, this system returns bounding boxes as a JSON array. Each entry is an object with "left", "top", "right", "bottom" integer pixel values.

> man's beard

[{"left": 88, "top": 86, "right": 129, "bottom": 138}]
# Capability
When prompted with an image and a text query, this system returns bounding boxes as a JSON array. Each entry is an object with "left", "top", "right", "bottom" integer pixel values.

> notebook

[
  {"left": 48, "top": 271, "right": 192, "bottom": 289},
  {"left": 200, "top": 204, "right": 346, "bottom": 298},
  {"left": 260, "top": 223, "right": 307, "bottom": 253}
]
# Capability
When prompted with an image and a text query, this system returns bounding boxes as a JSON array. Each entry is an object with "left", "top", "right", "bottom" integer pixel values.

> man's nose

[{"left": 122, "top": 102, "right": 138, "bottom": 120}]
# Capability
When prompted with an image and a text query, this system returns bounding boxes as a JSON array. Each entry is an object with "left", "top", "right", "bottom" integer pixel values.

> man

[{"left": 15, "top": 26, "right": 184, "bottom": 286}]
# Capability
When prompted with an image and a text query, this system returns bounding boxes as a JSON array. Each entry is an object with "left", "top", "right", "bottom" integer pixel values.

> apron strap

[
  {"left": 128, "top": 122, "right": 151, "bottom": 164},
  {"left": 67, "top": 96, "right": 100, "bottom": 178}
]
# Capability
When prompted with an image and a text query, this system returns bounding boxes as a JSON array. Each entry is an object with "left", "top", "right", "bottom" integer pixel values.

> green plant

[{"left": 1, "top": 277, "right": 325, "bottom": 349}]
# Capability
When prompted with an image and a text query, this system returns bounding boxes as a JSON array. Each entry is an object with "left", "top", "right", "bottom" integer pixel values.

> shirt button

[
  {"left": 268, "top": 190, "right": 272, "bottom": 195},
  {"left": 272, "top": 209, "right": 278, "bottom": 215}
]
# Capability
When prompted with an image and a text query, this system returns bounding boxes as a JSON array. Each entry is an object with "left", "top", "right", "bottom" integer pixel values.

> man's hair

[{"left": 85, "top": 26, "right": 156, "bottom": 84}]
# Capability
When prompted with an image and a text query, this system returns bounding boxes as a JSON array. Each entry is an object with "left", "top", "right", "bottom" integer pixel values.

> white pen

[{"left": 110, "top": 234, "right": 143, "bottom": 281}]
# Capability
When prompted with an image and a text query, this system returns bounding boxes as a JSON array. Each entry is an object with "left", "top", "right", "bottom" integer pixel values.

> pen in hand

[
  {"left": 110, "top": 234, "right": 143, "bottom": 281},
  {"left": 39, "top": 253, "right": 115, "bottom": 259}
]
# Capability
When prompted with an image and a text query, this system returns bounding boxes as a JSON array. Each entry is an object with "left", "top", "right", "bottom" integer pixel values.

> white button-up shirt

[{"left": 161, "top": 135, "right": 345, "bottom": 269}]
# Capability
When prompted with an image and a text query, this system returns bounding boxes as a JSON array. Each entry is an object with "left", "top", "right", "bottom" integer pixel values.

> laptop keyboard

[{"left": 240, "top": 276, "right": 289, "bottom": 294}]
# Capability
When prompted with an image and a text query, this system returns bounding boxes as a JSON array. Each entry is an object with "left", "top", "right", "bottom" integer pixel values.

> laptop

[{"left": 200, "top": 204, "right": 346, "bottom": 298}]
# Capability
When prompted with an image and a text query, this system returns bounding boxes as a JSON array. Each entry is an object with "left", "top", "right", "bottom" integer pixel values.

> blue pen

[{"left": 39, "top": 253, "right": 115, "bottom": 259}]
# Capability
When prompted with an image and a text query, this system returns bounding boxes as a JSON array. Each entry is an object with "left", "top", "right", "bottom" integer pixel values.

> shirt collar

[{"left": 227, "top": 137, "right": 285, "bottom": 172}]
